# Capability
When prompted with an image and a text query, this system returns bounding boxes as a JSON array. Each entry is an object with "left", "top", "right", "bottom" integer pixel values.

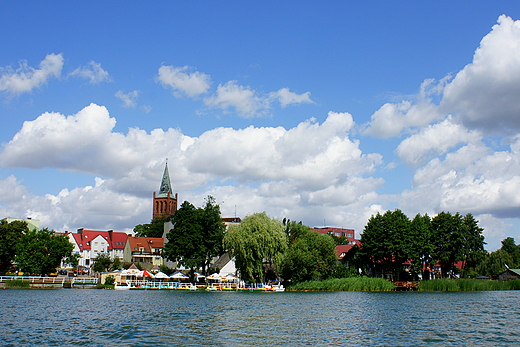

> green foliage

[
  {"left": 224, "top": 212, "right": 288, "bottom": 283},
  {"left": 5, "top": 279, "right": 31, "bottom": 288},
  {"left": 91, "top": 252, "right": 113, "bottom": 273},
  {"left": 164, "top": 196, "right": 226, "bottom": 274},
  {"left": 134, "top": 215, "right": 171, "bottom": 238},
  {"left": 15, "top": 228, "right": 74, "bottom": 275},
  {"left": 281, "top": 222, "right": 338, "bottom": 283},
  {"left": 419, "top": 278, "right": 512, "bottom": 291},
  {"left": 159, "top": 264, "right": 174, "bottom": 276},
  {"left": 476, "top": 250, "right": 513, "bottom": 277},
  {"left": 500, "top": 237, "right": 520, "bottom": 267},
  {"left": 289, "top": 277, "right": 394, "bottom": 291},
  {"left": 104, "top": 276, "right": 115, "bottom": 285},
  {"left": 0, "top": 220, "right": 29, "bottom": 273},
  {"left": 111, "top": 257, "right": 122, "bottom": 271}
]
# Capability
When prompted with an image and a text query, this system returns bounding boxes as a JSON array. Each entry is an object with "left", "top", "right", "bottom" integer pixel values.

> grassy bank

[
  {"left": 4, "top": 279, "right": 31, "bottom": 288},
  {"left": 418, "top": 278, "right": 520, "bottom": 291},
  {"left": 288, "top": 277, "right": 395, "bottom": 292}
]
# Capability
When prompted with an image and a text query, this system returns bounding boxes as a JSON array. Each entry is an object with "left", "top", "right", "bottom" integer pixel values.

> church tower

[{"left": 152, "top": 162, "right": 178, "bottom": 220}]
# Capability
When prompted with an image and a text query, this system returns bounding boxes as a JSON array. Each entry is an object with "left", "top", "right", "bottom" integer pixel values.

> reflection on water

[{"left": 2, "top": 289, "right": 520, "bottom": 346}]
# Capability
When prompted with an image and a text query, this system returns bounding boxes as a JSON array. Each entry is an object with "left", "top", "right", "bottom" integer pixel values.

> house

[
  {"left": 497, "top": 269, "right": 520, "bottom": 281},
  {"left": 2, "top": 217, "right": 40, "bottom": 231},
  {"left": 312, "top": 227, "right": 357, "bottom": 244},
  {"left": 123, "top": 236, "right": 165, "bottom": 269},
  {"left": 67, "top": 229, "right": 129, "bottom": 268}
]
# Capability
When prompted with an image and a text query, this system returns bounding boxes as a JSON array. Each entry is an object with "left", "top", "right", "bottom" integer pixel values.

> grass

[
  {"left": 288, "top": 277, "right": 395, "bottom": 292},
  {"left": 4, "top": 279, "right": 31, "bottom": 288},
  {"left": 418, "top": 278, "right": 520, "bottom": 291}
]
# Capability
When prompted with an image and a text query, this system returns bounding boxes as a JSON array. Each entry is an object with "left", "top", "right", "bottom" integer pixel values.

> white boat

[{"left": 114, "top": 282, "right": 130, "bottom": 290}]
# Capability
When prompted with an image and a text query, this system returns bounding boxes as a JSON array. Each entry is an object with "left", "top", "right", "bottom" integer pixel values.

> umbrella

[
  {"left": 223, "top": 274, "right": 237, "bottom": 282},
  {"left": 154, "top": 271, "right": 170, "bottom": 279},
  {"left": 206, "top": 273, "right": 222, "bottom": 280},
  {"left": 137, "top": 270, "right": 154, "bottom": 277},
  {"left": 170, "top": 271, "right": 189, "bottom": 279}
]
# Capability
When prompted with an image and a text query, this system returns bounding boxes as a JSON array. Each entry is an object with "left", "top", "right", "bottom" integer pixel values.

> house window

[{"left": 347, "top": 233, "right": 353, "bottom": 238}]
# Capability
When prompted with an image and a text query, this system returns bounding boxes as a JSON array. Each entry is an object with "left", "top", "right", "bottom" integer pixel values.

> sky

[{"left": 1, "top": 2, "right": 520, "bottom": 250}]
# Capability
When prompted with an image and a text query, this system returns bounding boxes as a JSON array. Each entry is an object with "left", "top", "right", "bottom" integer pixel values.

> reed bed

[
  {"left": 418, "top": 278, "right": 519, "bottom": 291},
  {"left": 288, "top": 277, "right": 395, "bottom": 292},
  {"left": 4, "top": 279, "right": 31, "bottom": 288}
]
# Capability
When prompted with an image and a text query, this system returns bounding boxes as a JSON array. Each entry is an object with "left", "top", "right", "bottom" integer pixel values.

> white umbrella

[
  {"left": 206, "top": 273, "right": 222, "bottom": 280},
  {"left": 170, "top": 271, "right": 189, "bottom": 279},
  {"left": 154, "top": 271, "right": 170, "bottom": 279}
]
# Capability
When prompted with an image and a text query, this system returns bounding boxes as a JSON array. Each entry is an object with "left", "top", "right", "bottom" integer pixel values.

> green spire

[{"left": 157, "top": 162, "right": 172, "bottom": 197}]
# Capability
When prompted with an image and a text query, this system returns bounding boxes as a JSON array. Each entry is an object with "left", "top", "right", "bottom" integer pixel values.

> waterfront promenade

[{"left": 0, "top": 276, "right": 98, "bottom": 288}]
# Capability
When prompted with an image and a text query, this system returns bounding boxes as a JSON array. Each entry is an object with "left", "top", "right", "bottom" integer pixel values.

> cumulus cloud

[
  {"left": 156, "top": 65, "right": 211, "bottom": 98},
  {"left": 115, "top": 90, "right": 140, "bottom": 108},
  {"left": 0, "top": 103, "right": 383, "bottom": 234},
  {"left": 270, "top": 87, "right": 314, "bottom": 107},
  {"left": 0, "top": 53, "right": 63, "bottom": 95},
  {"left": 69, "top": 61, "right": 112, "bottom": 84},
  {"left": 204, "top": 80, "right": 270, "bottom": 118},
  {"left": 396, "top": 117, "right": 482, "bottom": 166},
  {"left": 441, "top": 15, "right": 520, "bottom": 133}
]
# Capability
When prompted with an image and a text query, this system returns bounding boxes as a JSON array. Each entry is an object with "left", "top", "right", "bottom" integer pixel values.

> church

[{"left": 152, "top": 162, "right": 178, "bottom": 220}]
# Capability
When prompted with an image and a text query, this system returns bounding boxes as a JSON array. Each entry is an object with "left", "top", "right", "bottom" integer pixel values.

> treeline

[
  {"left": 0, "top": 219, "right": 75, "bottom": 275},
  {"left": 345, "top": 210, "right": 486, "bottom": 280}
]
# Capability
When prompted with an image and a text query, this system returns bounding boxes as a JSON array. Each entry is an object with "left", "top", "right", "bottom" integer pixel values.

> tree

[
  {"left": 163, "top": 196, "right": 226, "bottom": 275},
  {"left": 91, "top": 252, "right": 113, "bottom": 273},
  {"left": 476, "top": 250, "right": 512, "bottom": 277},
  {"left": 359, "top": 209, "right": 411, "bottom": 280},
  {"left": 15, "top": 229, "right": 74, "bottom": 275},
  {"left": 281, "top": 221, "right": 338, "bottom": 283},
  {"left": 224, "top": 212, "right": 288, "bottom": 283},
  {"left": 431, "top": 212, "right": 486, "bottom": 277},
  {"left": 499, "top": 237, "right": 520, "bottom": 268},
  {"left": 134, "top": 215, "right": 171, "bottom": 238},
  {"left": 0, "top": 219, "right": 29, "bottom": 273},
  {"left": 406, "top": 214, "right": 433, "bottom": 279}
]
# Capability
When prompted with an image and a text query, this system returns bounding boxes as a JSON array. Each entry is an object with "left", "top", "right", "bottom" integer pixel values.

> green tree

[
  {"left": 281, "top": 221, "right": 338, "bottom": 283},
  {"left": 163, "top": 196, "right": 226, "bottom": 275},
  {"left": 0, "top": 220, "right": 29, "bottom": 273},
  {"left": 476, "top": 250, "right": 512, "bottom": 277},
  {"left": 431, "top": 212, "right": 486, "bottom": 277},
  {"left": 134, "top": 215, "right": 171, "bottom": 238},
  {"left": 15, "top": 229, "right": 74, "bottom": 275},
  {"left": 111, "top": 257, "right": 122, "bottom": 271},
  {"left": 499, "top": 237, "right": 520, "bottom": 267},
  {"left": 91, "top": 252, "right": 113, "bottom": 273},
  {"left": 359, "top": 209, "right": 411, "bottom": 280},
  {"left": 406, "top": 213, "right": 433, "bottom": 279},
  {"left": 224, "top": 212, "right": 288, "bottom": 283}
]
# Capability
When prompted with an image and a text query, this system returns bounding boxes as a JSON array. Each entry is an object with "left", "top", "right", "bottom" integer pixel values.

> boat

[{"left": 114, "top": 282, "right": 130, "bottom": 290}]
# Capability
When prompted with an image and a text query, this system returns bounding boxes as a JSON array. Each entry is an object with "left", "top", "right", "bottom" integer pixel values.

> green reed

[
  {"left": 4, "top": 279, "right": 31, "bottom": 288},
  {"left": 288, "top": 277, "right": 395, "bottom": 292},
  {"left": 418, "top": 278, "right": 516, "bottom": 291}
]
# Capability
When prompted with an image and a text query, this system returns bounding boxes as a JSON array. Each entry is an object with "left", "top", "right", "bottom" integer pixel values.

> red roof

[
  {"left": 127, "top": 236, "right": 164, "bottom": 253},
  {"left": 68, "top": 229, "right": 128, "bottom": 251}
]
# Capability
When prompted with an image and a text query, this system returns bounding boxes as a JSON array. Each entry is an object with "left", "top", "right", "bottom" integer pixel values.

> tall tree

[
  {"left": 224, "top": 212, "right": 288, "bottom": 283},
  {"left": 91, "top": 252, "right": 113, "bottom": 273},
  {"left": 359, "top": 209, "right": 411, "bottom": 280},
  {"left": 163, "top": 196, "right": 225, "bottom": 275},
  {"left": 15, "top": 229, "right": 74, "bottom": 275},
  {"left": 0, "top": 219, "right": 29, "bottom": 273},
  {"left": 281, "top": 221, "right": 338, "bottom": 283},
  {"left": 500, "top": 237, "right": 520, "bottom": 267},
  {"left": 406, "top": 214, "right": 433, "bottom": 279}
]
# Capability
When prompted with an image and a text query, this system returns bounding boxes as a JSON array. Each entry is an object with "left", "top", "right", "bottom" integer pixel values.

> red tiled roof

[
  {"left": 68, "top": 229, "right": 128, "bottom": 251},
  {"left": 127, "top": 236, "right": 164, "bottom": 252}
]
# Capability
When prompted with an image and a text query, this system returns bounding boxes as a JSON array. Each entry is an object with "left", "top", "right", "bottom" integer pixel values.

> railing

[{"left": 0, "top": 276, "right": 98, "bottom": 287}]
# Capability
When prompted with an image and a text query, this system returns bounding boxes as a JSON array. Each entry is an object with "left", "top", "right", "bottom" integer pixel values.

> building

[
  {"left": 497, "top": 269, "right": 520, "bottom": 281},
  {"left": 67, "top": 229, "right": 128, "bottom": 268},
  {"left": 152, "top": 162, "right": 178, "bottom": 220},
  {"left": 123, "top": 236, "right": 165, "bottom": 269},
  {"left": 2, "top": 217, "right": 40, "bottom": 231},
  {"left": 311, "top": 227, "right": 356, "bottom": 244}
]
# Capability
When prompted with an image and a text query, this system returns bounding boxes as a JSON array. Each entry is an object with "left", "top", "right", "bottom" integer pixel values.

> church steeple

[
  {"left": 152, "top": 161, "right": 178, "bottom": 220},
  {"left": 157, "top": 162, "right": 173, "bottom": 197}
]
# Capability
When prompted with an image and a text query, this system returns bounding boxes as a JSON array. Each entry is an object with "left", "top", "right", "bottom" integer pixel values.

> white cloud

[
  {"left": 270, "top": 87, "right": 314, "bottom": 107},
  {"left": 441, "top": 15, "right": 520, "bottom": 133},
  {"left": 363, "top": 79, "right": 445, "bottom": 138},
  {"left": 0, "top": 53, "right": 63, "bottom": 95},
  {"left": 204, "top": 80, "right": 270, "bottom": 118},
  {"left": 0, "top": 175, "right": 28, "bottom": 203},
  {"left": 69, "top": 61, "right": 111, "bottom": 84},
  {"left": 396, "top": 117, "right": 482, "bottom": 165},
  {"left": 0, "top": 104, "right": 383, "bottom": 234},
  {"left": 115, "top": 90, "right": 140, "bottom": 108},
  {"left": 156, "top": 65, "right": 211, "bottom": 98}
]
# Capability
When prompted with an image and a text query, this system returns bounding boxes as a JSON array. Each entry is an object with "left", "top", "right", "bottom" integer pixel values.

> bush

[{"left": 104, "top": 276, "right": 115, "bottom": 285}]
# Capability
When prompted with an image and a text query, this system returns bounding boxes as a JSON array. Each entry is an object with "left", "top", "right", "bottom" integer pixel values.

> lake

[{"left": 2, "top": 289, "right": 520, "bottom": 346}]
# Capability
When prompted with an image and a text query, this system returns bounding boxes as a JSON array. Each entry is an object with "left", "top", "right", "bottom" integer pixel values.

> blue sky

[{"left": 1, "top": 2, "right": 520, "bottom": 250}]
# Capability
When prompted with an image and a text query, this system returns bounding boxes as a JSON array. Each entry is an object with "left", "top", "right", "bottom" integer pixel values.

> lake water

[{"left": 2, "top": 289, "right": 520, "bottom": 346}]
